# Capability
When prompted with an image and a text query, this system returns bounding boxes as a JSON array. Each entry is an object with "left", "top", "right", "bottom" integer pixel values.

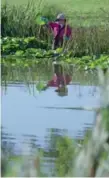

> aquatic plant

[{"left": 1, "top": 54, "right": 109, "bottom": 70}]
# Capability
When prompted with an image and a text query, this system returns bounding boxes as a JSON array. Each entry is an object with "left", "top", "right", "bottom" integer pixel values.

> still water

[
  {"left": 1, "top": 64, "right": 101, "bottom": 175},
  {"left": 2, "top": 82, "right": 100, "bottom": 149}
]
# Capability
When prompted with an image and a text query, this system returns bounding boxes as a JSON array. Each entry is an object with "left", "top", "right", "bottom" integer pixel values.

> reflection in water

[{"left": 42, "top": 63, "right": 72, "bottom": 97}]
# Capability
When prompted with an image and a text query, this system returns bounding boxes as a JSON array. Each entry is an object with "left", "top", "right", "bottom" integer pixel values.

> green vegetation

[
  {"left": 55, "top": 136, "right": 75, "bottom": 176},
  {"left": 1, "top": 37, "right": 109, "bottom": 90},
  {"left": 1, "top": 37, "right": 49, "bottom": 54},
  {"left": 1, "top": 52, "right": 109, "bottom": 70},
  {"left": 1, "top": 0, "right": 108, "bottom": 84},
  {"left": 1, "top": 127, "right": 94, "bottom": 177},
  {"left": 1, "top": 0, "right": 109, "bottom": 56},
  {"left": 2, "top": 35, "right": 109, "bottom": 58},
  {"left": 2, "top": 0, "right": 109, "bottom": 25}
]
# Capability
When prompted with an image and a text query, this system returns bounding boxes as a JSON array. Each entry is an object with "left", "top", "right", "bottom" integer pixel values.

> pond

[
  {"left": 1, "top": 61, "right": 100, "bottom": 152},
  {"left": 1, "top": 59, "right": 103, "bottom": 176}
]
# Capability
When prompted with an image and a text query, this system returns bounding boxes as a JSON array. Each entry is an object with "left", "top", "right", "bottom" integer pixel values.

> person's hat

[{"left": 56, "top": 13, "right": 66, "bottom": 21}]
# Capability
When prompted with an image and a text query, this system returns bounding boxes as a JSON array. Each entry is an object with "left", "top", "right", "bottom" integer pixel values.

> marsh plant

[{"left": 73, "top": 68, "right": 109, "bottom": 177}]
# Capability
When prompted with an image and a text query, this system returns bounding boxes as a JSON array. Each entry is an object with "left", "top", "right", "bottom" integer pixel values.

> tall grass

[
  {"left": 73, "top": 68, "right": 109, "bottom": 176},
  {"left": 1, "top": 1, "right": 109, "bottom": 55}
]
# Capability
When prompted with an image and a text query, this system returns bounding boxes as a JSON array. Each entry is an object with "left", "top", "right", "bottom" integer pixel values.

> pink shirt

[
  {"left": 48, "top": 22, "right": 72, "bottom": 38},
  {"left": 47, "top": 74, "right": 72, "bottom": 87}
]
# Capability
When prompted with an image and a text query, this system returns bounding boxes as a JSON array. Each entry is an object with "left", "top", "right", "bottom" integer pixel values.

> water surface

[
  {"left": 2, "top": 83, "right": 100, "bottom": 145},
  {"left": 1, "top": 62, "right": 101, "bottom": 151}
]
